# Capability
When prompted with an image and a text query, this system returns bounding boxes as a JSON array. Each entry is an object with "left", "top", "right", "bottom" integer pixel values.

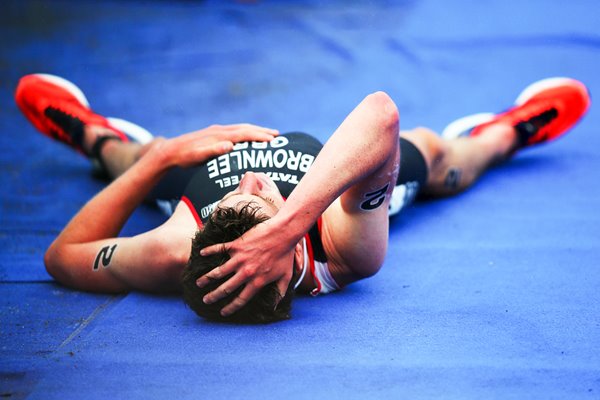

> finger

[
  {"left": 234, "top": 128, "right": 279, "bottom": 140},
  {"left": 226, "top": 129, "right": 277, "bottom": 143},
  {"left": 196, "top": 259, "right": 239, "bottom": 288},
  {"left": 202, "top": 141, "right": 233, "bottom": 156},
  {"left": 243, "top": 124, "right": 279, "bottom": 136},
  {"left": 228, "top": 123, "right": 279, "bottom": 135},
  {"left": 199, "top": 242, "right": 232, "bottom": 257},
  {"left": 220, "top": 284, "right": 261, "bottom": 317},
  {"left": 252, "top": 125, "right": 279, "bottom": 135},
  {"left": 246, "top": 131, "right": 279, "bottom": 142},
  {"left": 275, "top": 278, "right": 290, "bottom": 305},
  {"left": 202, "top": 270, "right": 249, "bottom": 304},
  {"left": 182, "top": 141, "right": 233, "bottom": 167}
]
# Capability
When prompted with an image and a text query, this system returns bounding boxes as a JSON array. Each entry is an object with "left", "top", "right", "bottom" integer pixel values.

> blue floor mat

[{"left": 1, "top": 1, "right": 599, "bottom": 398}]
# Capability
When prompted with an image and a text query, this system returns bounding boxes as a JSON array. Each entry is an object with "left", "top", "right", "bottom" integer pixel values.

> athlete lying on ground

[{"left": 15, "top": 74, "right": 590, "bottom": 323}]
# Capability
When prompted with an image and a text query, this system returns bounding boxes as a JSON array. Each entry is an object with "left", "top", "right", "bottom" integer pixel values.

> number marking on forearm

[{"left": 93, "top": 244, "right": 117, "bottom": 271}]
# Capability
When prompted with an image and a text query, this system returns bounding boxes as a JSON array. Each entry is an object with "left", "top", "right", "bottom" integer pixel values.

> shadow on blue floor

[{"left": 1, "top": 1, "right": 599, "bottom": 398}]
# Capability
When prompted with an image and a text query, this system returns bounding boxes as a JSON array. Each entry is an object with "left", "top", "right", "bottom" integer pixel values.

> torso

[
  {"left": 174, "top": 132, "right": 337, "bottom": 294},
  {"left": 180, "top": 132, "right": 323, "bottom": 225}
]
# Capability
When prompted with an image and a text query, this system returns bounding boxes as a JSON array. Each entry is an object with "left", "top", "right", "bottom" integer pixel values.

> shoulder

[{"left": 141, "top": 202, "right": 199, "bottom": 286}]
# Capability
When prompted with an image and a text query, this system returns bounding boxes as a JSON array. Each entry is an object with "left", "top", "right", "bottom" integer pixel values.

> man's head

[
  {"left": 181, "top": 172, "right": 295, "bottom": 324},
  {"left": 217, "top": 170, "right": 286, "bottom": 212}
]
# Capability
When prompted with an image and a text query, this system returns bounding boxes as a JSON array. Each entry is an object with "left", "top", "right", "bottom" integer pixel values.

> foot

[
  {"left": 15, "top": 74, "right": 128, "bottom": 155},
  {"left": 442, "top": 77, "right": 591, "bottom": 149},
  {"left": 15, "top": 74, "right": 153, "bottom": 155}
]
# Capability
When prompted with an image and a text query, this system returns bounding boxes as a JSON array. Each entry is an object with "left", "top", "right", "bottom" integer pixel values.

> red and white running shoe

[
  {"left": 15, "top": 74, "right": 153, "bottom": 156},
  {"left": 442, "top": 77, "right": 591, "bottom": 148}
]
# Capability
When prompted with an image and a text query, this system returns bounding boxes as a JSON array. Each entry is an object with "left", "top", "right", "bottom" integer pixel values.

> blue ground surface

[{"left": 1, "top": 1, "right": 599, "bottom": 398}]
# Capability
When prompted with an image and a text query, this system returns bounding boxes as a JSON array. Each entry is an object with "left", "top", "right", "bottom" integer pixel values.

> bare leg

[
  {"left": 401, "top": 122, "right": 518, "bottom": 197},
  {"left": 82, "top": 124, "right": 156, "bottom": 179}
]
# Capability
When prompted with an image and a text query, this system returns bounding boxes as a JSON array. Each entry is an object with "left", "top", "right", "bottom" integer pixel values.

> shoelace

[
  {"left": 44, "top": 106, "right": 86, "bottom": 149},
  {"left": 514, "top": 107, "right": 558, "bottom": 146}
]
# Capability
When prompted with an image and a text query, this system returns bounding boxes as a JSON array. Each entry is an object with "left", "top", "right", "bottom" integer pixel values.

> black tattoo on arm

[
  {"left": 360, "top": 183, "right": 390, "bottom": 211},
  {"left": 93, "top": 244, "right": 118, "bottom": 271},
  {"left": 444, "top": 168, "right": 462, "bottom": 190}
]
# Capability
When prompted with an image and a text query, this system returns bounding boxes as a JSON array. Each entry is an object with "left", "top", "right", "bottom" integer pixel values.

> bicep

[
  {"left": 45, "top": 200, "right": 198, "bottom": 293},
  {"left": 321, "top": 194, "right": 390, "bottom": 287}
]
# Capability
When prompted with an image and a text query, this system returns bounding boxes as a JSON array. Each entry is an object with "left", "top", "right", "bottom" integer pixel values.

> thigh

[
  {"left": 399, "top": 127, "right": 442, "bottom": 170},
  {"left": 146, "top": 166, "right": 197, "bottom": 207},
  {"left": 145, "top": 167, "right": 199, "bottom": 215}
]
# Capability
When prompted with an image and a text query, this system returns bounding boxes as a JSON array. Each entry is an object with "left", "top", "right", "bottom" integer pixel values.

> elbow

[
  {"left": 363, "top": 91, "right": 400, "bottom": 146},
  {"left": 360, "top": 261, "right": 384, "bottom": 279},
  {"left": 367, "top": 91, "right": 399, "bottom": 129},
  {"left": 345, "top": 257, "right": 386, "bottom": 282},
  {"left": 361, "top": 246, "right": 388, "bottom": 278},
  {"left": 44, "top": 245, "right": 63, "bottom": 282}
]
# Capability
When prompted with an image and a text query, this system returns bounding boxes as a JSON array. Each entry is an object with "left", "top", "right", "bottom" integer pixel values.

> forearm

[
  {"left": 44, "top": 124, "right": 279, "bottom": 295},
  {"left": 49, "top": 124, "right": 277, "bottom": 254},
  {"left": 51, "top": 142, "right": 169, "bottom": 247},
  {"left": 274, "top": 92, "right": 400, "bottom": 238}
]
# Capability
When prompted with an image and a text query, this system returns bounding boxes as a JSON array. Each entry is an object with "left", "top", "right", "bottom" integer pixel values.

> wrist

[
  {"left": 143, "top": 138, "right": 172, "bottom": 172},
  {"left": 270, "top": 204, "right": 314, "bottom": 244}
]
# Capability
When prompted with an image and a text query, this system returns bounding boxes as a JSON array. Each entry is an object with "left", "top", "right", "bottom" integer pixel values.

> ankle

[
  {"left": 83, "top": 124, "right": 121, "bottom": 154},
  {"left": 474, "top": 122, "right": 519, "bottom": 159}
]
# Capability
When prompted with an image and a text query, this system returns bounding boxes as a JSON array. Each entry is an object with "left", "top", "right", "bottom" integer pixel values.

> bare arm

[
  {"left": 200, "top": 92, "right": 400, "bottom": 314},
  {"left": 45, "top": 125, "right": 279, "bottom": 293}
]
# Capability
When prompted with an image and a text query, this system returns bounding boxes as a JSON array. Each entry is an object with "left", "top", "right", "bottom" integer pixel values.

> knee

[{"left": 44, "top": 247, "right": 63, "bottom": 283}]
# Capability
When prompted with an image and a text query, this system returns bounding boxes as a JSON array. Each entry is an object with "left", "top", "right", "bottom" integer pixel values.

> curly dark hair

[{"left": 181, "top": 202, "right": 295, "bottom": 324}]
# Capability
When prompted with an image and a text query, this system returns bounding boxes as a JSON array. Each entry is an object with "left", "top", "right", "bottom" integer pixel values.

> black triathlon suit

[{"left": 148, "top": 132, "right": 428, "bottom": 290}]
